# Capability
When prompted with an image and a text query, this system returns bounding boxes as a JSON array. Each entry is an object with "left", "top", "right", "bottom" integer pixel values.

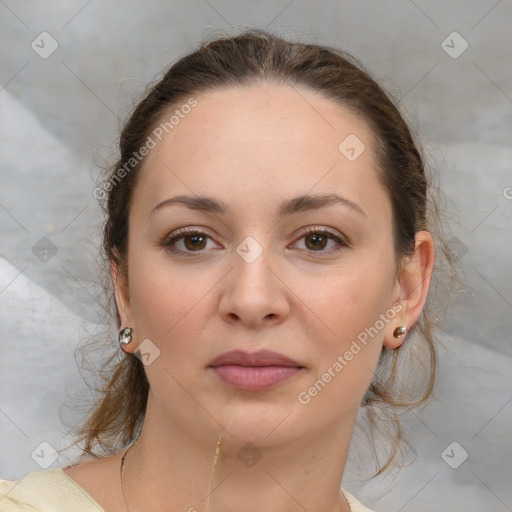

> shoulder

[
  {"left": 0, "top": 468, "right": 104, "bottom": 512},
  {"left": 341, "top": 488, "right": 377, "bottom": 512}
]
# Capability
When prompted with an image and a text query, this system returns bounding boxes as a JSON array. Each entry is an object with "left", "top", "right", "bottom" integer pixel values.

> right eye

[{"left": 161, "top": 227, "right": 221, "bottom": 256}]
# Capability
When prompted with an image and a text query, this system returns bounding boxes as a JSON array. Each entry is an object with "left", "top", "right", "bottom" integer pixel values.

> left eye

[
  {"left": 295, "top": 228, "right": 347, "bottom": 252},
  {"left": 161, "top": 227, "right": 347, "bottom": 256}
]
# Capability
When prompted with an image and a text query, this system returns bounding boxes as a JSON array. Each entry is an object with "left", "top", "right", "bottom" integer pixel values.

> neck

[{"left": 121, "top": 392, "right": 355, "bottom": 512}]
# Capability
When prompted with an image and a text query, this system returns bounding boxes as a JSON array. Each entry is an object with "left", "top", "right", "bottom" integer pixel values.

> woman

[{"left": 0, "top": 28, "right": 446, "bottom": 512}]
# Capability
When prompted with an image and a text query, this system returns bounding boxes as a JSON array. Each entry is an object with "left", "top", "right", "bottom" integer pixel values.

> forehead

[
  {"left": 132, "top": 83, "right": 388, "bottom": 220},
  {"left": 147, "top": 83, "right": 373, "bottom": 163}
]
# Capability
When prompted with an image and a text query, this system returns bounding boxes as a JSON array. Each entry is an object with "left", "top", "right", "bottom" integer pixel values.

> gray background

[{"left": 1, "top": 1, "right": 511, "bottom": 511}]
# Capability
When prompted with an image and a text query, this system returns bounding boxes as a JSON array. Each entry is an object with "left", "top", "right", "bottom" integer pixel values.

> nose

[{"left": 218, "top": 242, "right": 291, "bottom": 329}]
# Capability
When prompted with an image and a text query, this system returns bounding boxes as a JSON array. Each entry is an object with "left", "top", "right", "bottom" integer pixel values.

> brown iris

[{"left": 305, "top": 233, "right": 328, "bottom": 251}]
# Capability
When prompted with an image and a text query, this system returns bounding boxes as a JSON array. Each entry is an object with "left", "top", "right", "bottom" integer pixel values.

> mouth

[{"left": 207, "top": 349, "right": 305, "bottom": 392}]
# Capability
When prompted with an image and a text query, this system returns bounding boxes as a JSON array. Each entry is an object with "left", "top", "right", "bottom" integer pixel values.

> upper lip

[{"left": 208, "top": 349, "right": 303, "bottom": 368}]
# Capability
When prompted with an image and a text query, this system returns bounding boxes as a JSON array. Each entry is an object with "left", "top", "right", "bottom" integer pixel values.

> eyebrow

[{"left": 150, "top": 192, "right": 366, "bottom": 218}]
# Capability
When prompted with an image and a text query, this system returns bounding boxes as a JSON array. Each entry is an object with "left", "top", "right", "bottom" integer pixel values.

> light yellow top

[{"left": 0, "top": 468, "right": 375, "bottom": 512}]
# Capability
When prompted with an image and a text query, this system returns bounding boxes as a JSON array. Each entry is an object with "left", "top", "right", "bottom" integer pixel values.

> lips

[
  {"left": 208, "top": 350, "right": 304, "bottom": 391},
  {"left": 208, "top": 349, "right": 303, "bottom": 368}
]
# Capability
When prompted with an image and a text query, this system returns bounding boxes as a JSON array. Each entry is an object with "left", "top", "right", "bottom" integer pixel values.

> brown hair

[{"left": 68, "top": 28, "right": 455, "bottom": 477}]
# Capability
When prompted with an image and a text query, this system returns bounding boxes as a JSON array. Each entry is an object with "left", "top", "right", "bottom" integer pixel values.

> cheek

[
  {"left": 298, "top": 256, "right": 394, "bottom": 398},
  {"left": 127, "top": 247, "right": 219, "bottom": 350},
  {"left": 300, "top": 257, "right": 393, "bottom": 341}
]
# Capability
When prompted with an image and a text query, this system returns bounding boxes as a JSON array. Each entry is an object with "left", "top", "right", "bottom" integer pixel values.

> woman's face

[{"left": 116, "top": 83, "right": 408, "bottom": 447}]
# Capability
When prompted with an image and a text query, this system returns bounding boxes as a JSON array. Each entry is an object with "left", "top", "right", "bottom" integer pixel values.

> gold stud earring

[{"left": 393, "top": 325, "right": 407, "bottom": 338}]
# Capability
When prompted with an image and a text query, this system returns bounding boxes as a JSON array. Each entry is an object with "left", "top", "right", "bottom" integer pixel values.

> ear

[
  {"left": 384, "top": 230, "right": 435, "bottom": 349},
  {"left": 111, "top": 255, "right": 137, "bottom": 354}
]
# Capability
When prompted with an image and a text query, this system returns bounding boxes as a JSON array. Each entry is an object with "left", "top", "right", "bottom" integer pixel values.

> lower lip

[{"left": 210, "top": 365, "right": 303, "bottom": 391}]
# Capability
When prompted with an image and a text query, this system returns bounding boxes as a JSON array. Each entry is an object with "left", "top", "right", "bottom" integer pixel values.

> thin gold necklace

[
  {"left": 119, "top": 434, "right": 223, "bottom": 512},
  {"left": 120, "top": 434, "right": 352, "bottom": 512},
  {"left": 119, "top": 436, "right": 349, "bottom": 511}
]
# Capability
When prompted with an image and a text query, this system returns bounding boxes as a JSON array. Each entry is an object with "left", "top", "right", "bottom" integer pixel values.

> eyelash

[{"left": 160, "top": 226, "right": 349, "bottom": 257}]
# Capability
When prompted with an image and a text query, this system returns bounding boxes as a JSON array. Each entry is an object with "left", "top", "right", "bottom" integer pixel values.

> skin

[{"left": 63, "top": 83, "right": 434, "bottom": 512}]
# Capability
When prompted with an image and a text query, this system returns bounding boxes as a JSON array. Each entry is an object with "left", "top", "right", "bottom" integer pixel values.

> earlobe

[
  {"left": 383, "top": 231, "right": 435, "bottom": 350},
  {"left": 111, "top": 257, "right": 133, "bottom": 329},
  {"left": 111, "top": 258, "right": 138, "bottom": 354}
]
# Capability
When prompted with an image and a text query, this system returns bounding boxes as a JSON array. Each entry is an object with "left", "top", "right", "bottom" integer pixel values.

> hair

[{"left": 67, "top": 27, "right": 456, "bottom": 478}]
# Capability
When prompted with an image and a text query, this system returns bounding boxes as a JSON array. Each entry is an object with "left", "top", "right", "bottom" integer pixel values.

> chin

[{"left": 212, "top": 396, "right": 309, "bottom": 447}]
